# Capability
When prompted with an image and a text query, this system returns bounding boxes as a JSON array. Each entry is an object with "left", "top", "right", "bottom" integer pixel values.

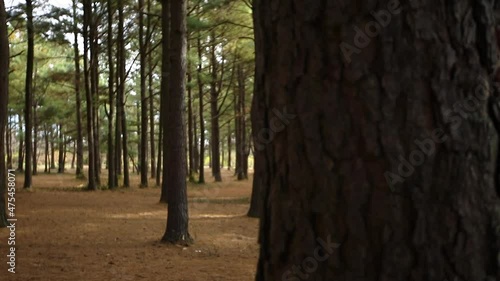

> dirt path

[{"left": 0, "top": 170, "right": 259, "bottom": 281}]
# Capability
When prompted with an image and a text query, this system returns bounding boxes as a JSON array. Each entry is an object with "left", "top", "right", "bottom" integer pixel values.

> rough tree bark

[
  {"left": 23, "top": 0, "right": 34, "bottom": 189},
  {"left": 0, "top": 0, "right": 9, "bottom": 227},
  {"left": 161, "top": 0, "right": 192, "bottom": 245},
  {"left": 159, "top": 0, "right": 170, "bottom": 202},
  {"left": 107, "top": 0, "right": 117, "bottom": 189},
  {"left": 253, "top": 0, "right": 500, "bottom": 280},
  {"left": 83, "top": 0, "right": 96, "bottom": 190}
]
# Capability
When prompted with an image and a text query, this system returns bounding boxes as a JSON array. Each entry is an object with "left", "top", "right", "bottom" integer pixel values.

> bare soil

[{"left": 0, "top": 169, "right": 259, "bottom": 281}]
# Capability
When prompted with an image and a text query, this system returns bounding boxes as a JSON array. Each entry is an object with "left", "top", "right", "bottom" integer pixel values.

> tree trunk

[
  {"left": 17, "top": 114, "right": 23, "bottom": 172},
  {"left": 148, "top": 0, "right": 156, "bottom": 179},
  {"left": 187, "top": 46, "right": 195, "bottom": 182},
  {"left": 139, "top": 0, "right": 148, "bottom": 187},
  {"left": 197, "top": 35, "right": 205, "bottom": 184},
  {"left": 159, "top": 0, "right": 170, "bottom": 202},
  {"left": 44, "top": 126, "right": 49, "bottom": 173},
  {"left": 6, "top": 116, "right": 12, "bottom": 169},
  {"left": 107, "top": 0, "right": 117, "bottom": 189},
  {"left": 227, "top": 122, "right": 231, "bottom": 170},
  {"left": 193, "top": 114, "right": 199, "bottom": 173},
  {"left": 72, "top": 0, "right": 84, "bottom": 179},
  {"left": 90, "top": 1, "right": 100, "bottom": 186},
  {"left": 0, "top": 0, "right": 9, "bottom": 227},
  {"left": 58, "top": 124, "right": 64, "bottom": 174},
  {"left": 209, "top": 35, "right": 222, "bottom": 182},
  {"left": 253, "top": 1, "right": 500, "bottom": 280},
  {"left": 32, "top": 100, "right": 37, "bottom": 175},
  {"left": 71, "top": 141, "right": 75, "bottom": 169},
  {"left": 161, "top": 0, "right": 192, "bottom": 245},
  {"left": 83, "top": 0, "right": 96, "bottom": 190},
  {"left": 118, "top": 0, "right": 129, "bottom": 187},
  {"left": 50, "top": 129, "right": 55, "bottom": 169},
  {"left": 23, "top": 0, "right": 34, "bottom": 189}
]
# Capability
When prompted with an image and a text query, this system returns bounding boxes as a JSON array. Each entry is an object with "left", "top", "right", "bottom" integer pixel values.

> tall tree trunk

[
  {"left": 209, "top": 35, "right": 222, "bottom": 182},
  {"left": 107, "top": 0, "right": 117, "bottom": 189},
  {"left": 187, "top": 47, "right": 195, "bottom": 181},
  {"left": 32, "top": 100, "right": 37, "bottom": 175},
  {"left": 148, "top": 0, "right": 156, "bottom": 179},
  {"left": 159, "top": 0, "right": 170, "bottom": 202},
  {"left": 73, "top": 0, "right": 84, "bottom": 178},
  {"left": 193, "top": 114, "right": 199, "bottom": 173},
  {"left": 90, "top": 1, "right": 100, "bottom": 186},
  {"left": 253, "top": 1, "right": 500, "bottom": 280},
  {"left": 161, "top": 0, "right": 192, "bottom": 245},
  {"left": 17, "top": 114, "right": 23, "bottom": 172},
  {"left": 139, "top": 0, "right": 148, "bottom": 187},
  {"left": 71, "top": 141, "right": 75, "bottom": 169},
  {"left": 227, "top": 122, "right": 231, "bottom": 170},
  {"left": 197, "top": 35, "right": 205, "bottom": 184},
  {"left": 118, "top": 0, "right": 129, "bottom": 187},
  {"left": 83, "top": 0, "right": 96, "bottom": 190},
  {"left": 0, "top": 0, "right": 10, "bottom": 227},
  {"left": 50, "top": 128, "right": 55, "bottom": 169},
  {"left": 58, "top": 124, "right": 64, "bottom": 173},
  {"left": 44, "top": 126, "right": 49, "bottom": 173},
  {"left": 6, "top": 116, "right": 12, "bottom": 169},
  {"left": 238, "top": 64, "right": 248, "bottom": 179},
  {"left": 23, "top": 0, "right": 34, "bottom": 189}
]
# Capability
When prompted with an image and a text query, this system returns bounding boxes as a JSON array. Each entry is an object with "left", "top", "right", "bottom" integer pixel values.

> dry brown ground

[{"left": 0, "top": 169, "right": 259, "bottom": 281}]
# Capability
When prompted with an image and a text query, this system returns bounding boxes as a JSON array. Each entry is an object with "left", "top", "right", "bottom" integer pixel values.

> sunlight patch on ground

[{"left": 106, "top": 210, "right": 165, "bottom": 219}]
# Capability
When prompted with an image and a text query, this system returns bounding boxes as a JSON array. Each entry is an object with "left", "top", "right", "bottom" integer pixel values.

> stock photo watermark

[
  {"left": 384, "top": 81, "right": 493, "bottom": 191},
  {"left": 282, "top": 235, "right": 340, "bottom": 281},
  {"left": 6, "top": 169, "right": 17, "bottom": 274},
  {"left": 238, "top": 106, "right": 296, "bottom": 155},
  {"left": 340, "top": 0, "right": 402, "bottom": 63}
]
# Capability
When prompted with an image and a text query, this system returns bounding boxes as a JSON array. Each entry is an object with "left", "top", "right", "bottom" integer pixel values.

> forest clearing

[{"left": 0, "top": 169, "right": 259, "bottom": 281}]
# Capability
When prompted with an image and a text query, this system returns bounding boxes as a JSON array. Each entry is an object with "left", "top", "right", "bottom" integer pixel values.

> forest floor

[{"left": 0, "top": 168, "right": 259, "bottom": 281}]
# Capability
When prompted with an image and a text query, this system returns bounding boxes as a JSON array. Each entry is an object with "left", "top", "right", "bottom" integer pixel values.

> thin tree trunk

[
  {"left": 187, "top": 45, "right": 195, "bottom": 181},
  {"left": 6, "top": 115, "right": 11, "bottom": 169},
  {"left": 73, "top": 0, "right": 84, "bottom": 178},
  {"left": 50, "top": 128, "right": 55, "bottom": 169},
  {"left": 58, "top": 124, "right": 64, "bottom": 173},
  {"left": 227, "top": 122, "right": 231, "bottom": 170},
  {"left": 32, "top": 99, "right": 37, "bottom": 175},
  {"left": 209, "top": 34, "right": 222, "bottom": 182},
  {"left": 161, "top": 0, "right": 192, "bottom": 245},
  {"left": 197, "top": 35, "right": 205, "bottom": 184},
  {"left": 44, "top": 126, "right": 49, "bottom": 173},
  {"left": 90, "top": 1, "right": 100, "bottom": 186},
  {"left": 139, "top": 0, "right": 148, "bottom": 187},
  {"left": 148, "top": 0, "right": 156, "bottom": 179},
  {"left": 23, "top": 0, "right": 34, "bottom": 189},
  {"left": 71, "top": 141, "right": 75, "bottom": 169},
  {"left": 118, "top": 0, "right": 129, "bottom": 187},
  {"left": 193, "top": 114, "right": 199, "bottom": 173},
  {"left": 17, "top": 114, "right": 23, "bottom": 172}
]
